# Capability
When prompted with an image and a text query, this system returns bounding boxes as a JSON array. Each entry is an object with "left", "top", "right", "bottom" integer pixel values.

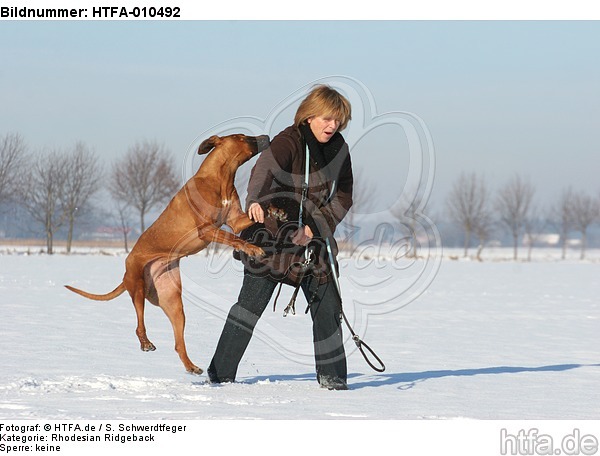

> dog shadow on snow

[
  {"left": 238, "top": 363, "right": 600, "bottom": 390},
  {"left": 348, "top": 363, "right": 600, "bottom": 390}
]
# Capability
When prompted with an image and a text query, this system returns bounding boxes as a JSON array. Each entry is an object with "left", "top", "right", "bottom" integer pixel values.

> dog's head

[{"left": 197, "top": 134, "right": 270, "bottom": 163}]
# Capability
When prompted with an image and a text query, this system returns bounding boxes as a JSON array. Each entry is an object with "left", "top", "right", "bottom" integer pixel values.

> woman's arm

[{"left": 245, "top": 134, "right": 295, "bottom": 211}]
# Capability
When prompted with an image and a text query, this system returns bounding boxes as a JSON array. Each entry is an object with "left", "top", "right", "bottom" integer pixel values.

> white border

[{"left": 2, "top": 0, "right": 599, "bottom": 20}]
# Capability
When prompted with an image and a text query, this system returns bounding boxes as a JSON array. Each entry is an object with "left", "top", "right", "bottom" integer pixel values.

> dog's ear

[{"left": 198, "top": 135, "right": 221, "bottom": 155}]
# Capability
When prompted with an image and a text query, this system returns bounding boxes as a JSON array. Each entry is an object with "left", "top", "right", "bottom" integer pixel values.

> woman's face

[{"left": 307, "top": 115, "right": 340, "bottom": 143}]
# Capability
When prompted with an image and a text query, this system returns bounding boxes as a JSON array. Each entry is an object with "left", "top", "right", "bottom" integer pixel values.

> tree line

[
  {"left": 0, "top": 132, "right": 179, "bottom": 253},
  {"left": 445, "top": 172, "right": 600, "bottom": 260},
  {"left": 2, "top": 131, "right": 599, "bottom": 260}
]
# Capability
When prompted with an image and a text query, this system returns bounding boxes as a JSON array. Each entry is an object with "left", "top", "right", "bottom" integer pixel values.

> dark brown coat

[{"left": 239, "top": 125, "right": 353, "bottom": 285}]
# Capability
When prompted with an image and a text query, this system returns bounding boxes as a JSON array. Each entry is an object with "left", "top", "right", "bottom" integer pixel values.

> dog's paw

[
  {"left": 242, "top": 243, "right": 265, "bottom": 258},
  {"left": 187, "top": 365, "right": 204, "bottom": 375},
  {"left": 141, "top": 342, "right": 156, "bottom": 352}
]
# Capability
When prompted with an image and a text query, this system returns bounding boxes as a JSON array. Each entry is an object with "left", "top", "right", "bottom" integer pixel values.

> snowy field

[{"left": 1, "top": 245, "right": 599, "bottom": 422}]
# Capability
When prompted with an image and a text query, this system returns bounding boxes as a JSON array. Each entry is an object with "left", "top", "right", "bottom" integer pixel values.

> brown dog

[{"left": 65, "top": 134, "right": 269, "bottom": 374}]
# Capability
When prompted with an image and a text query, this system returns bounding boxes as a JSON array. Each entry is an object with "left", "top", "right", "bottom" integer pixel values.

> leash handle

[
  {"left": 344, "top": 313, "right": 386, "bottom": 373},
  {"left": 356, "top": 339, "right": 386, "bottom": 373},
  {"left": 356, "top": 337, "right": 386, "bottom": 372}
]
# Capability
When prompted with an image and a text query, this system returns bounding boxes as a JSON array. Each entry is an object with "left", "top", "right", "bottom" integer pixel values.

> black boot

[{"left": 319, "top": 375, "right": 349, "bottom": 390}]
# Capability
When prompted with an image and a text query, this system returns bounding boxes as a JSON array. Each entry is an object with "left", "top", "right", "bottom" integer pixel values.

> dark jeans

[{"left": 208, "top": 271, "right": 347, "bottom": 385}]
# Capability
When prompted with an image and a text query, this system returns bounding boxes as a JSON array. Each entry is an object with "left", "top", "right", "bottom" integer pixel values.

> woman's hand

[
  {"left": 292, "top": 225, "right": 314, "bottom": 246},
  {"left": 248, "top": 203, "right": 265, "bottom": 223}
]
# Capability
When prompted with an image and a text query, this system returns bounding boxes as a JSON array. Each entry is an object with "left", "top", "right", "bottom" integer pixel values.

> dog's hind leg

[
  {"left": 132, "top": 282, "right": 156, "bottom": 352},
  {"left": 124, "top": 257, "right": 156, "bottom": 353},
  {"left": 151, "top": 259, "right": 202, "bottom": 375}
]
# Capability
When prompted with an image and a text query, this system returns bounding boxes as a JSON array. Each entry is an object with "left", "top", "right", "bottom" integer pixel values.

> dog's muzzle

[{"left": 255, "top": 135, "right": 270, "bottom": 153}]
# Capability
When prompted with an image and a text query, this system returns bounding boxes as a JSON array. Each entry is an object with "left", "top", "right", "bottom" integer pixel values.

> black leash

[
  {"left": 326, "top": 238, "right": 386, "bottom": 373},
  {"left": 275, "top": 241, "right": 385, "bottom": 372},
  {"left": 277, "top": 140, "right": 385, "bottom": 372}
]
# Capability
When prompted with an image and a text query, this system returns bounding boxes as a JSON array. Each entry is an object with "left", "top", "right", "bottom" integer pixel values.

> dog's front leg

[
  {"left": 200, "top": 226, "right": 264, "bottom": 257},
  {"left": 227, "top": 211, "right": 255, "bottom": 234},
  {"left": 226, "top": 191, "right": 255, "bottom": 234}
]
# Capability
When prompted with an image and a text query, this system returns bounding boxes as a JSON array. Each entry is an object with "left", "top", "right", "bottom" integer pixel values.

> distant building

[{"left": 523, "top": 233, "right": 560, "bottom": 247}]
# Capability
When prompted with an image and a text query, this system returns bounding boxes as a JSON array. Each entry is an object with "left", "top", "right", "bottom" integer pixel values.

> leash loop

[{"left": 345, "top": 314, "right": 386, "bottom": 373}]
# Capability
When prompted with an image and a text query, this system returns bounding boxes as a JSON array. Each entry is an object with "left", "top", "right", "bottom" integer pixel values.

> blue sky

[{"left": 1, "top": 20, "right": 599, "bottom": 212}]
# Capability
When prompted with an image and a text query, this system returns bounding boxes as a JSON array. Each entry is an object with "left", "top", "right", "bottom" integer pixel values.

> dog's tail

[{"left": 65, "top": 282, "right": 126, "bottom": 301}]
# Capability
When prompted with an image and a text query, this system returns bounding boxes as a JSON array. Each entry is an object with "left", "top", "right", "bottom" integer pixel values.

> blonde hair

[{"left": 294, "top": 85, "right": 352, "bottom": 131}]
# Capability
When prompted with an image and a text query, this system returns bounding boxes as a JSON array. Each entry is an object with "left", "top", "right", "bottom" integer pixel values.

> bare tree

[
  {"left": 473, "top": 204, "right": 495, "bottom": 261},
  {"left": 114, "top": 200, "right": 133, "bottom": 253},
  {"left": 0, "top": 132, "right": 28, "bottom": 205},
  {"left": 495, "top": 174, "right": 535, "bottom": 260},
  {"left": 109, "top": 140, "right": 179, "bottom": 233},
  {"left": 61, "top": 142, "right": 104, "bottom": 253},
  {"left": 446, "top": 172, "right": 491, "bottom": 257},
  {"left": 20, "top": 150, "right": 69, "bottom": 254},
  {"left": 570, "top": 190, "right": 599, "bottom": 260},
  {"left": 523, "top": 206, "right": 548, "bottom": 262},
  {"left": 550, "top": 187, "right": 574, "bottom": 260}
]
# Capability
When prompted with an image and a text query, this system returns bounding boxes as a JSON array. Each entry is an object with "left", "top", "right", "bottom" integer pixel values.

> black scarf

[{"left": 298, "top": 122, "right": 347, "bottom": 183}]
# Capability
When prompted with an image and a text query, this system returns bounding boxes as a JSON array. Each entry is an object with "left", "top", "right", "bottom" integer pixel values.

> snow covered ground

[{"left": 1, "top": 245, "right": 599, "bottom": 421}]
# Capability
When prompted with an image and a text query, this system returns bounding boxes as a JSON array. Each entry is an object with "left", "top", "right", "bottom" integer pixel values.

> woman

[{"left": 207, "top": 85, "right": 353, "bottom": 390}]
